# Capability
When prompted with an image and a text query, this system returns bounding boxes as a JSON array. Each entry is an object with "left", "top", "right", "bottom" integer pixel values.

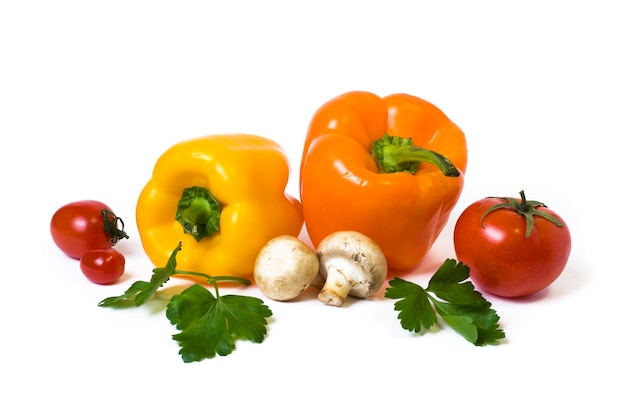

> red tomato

[
  {"left": 453, "top": 191, "right": 571, "bottom": 298},
  {"left": 80, "top": 248, "right": 126, "bottom": 285},
  {"left": 50, "top": 200, "right": 128, "bottom": 259}
]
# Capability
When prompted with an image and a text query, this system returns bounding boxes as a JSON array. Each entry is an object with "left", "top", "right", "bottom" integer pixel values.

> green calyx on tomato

[
  {"left": 480, "top": 190, "right": 564, "bottom": 238},
  {"left": 102, "top": 209, "right": 130, "bottom": 244}
]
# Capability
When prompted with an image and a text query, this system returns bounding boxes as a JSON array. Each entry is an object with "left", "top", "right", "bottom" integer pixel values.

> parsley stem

[{"left": 173, "top": 270, "right": 251, "bottom": 287}]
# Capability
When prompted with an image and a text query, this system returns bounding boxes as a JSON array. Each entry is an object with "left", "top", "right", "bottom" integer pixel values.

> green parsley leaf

[
  {"left": 431, "top": 299, "right": 505, "bottom": 345},
  {"left": 426, "top": 259, "right": 486, "bottom": 306},
  {"left": 166, "top": 284, "right": 273, "bottom": 363},
  {"left": 385, "top": 278, "right": 437, "bottom": 333},
  {"left": 385, "top": 259, "right": 505, "bottom": 346},
  {"left": 98, "top": 242, "right": 270, "bottom": 362},
  {"left": 98, "top": 242, "right": 183, "bottom": 307}
]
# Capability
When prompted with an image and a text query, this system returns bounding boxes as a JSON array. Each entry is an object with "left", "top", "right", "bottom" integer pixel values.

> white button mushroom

[
  {"left": 316, "top": 231, "right": 388, "bottom": 307},
  {"left": 254, "top": 235, "right": 321, "bottom": 301}
]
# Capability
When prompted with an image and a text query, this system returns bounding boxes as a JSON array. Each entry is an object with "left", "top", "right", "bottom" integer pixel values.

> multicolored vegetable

[
  {"left": 299, "top": 91, "right": 467, "bottom": 271},
  {"left": 135, "top": 134, "right": 304, "bottom": 278}
]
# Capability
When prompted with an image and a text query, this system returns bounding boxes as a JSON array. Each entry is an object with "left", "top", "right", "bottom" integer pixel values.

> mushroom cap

[
  {"left": 254, "top": 235, "right": 320, "bottom": 301},
  {"left": 317, "top": 231, "right": 388, "bottom": 299}
]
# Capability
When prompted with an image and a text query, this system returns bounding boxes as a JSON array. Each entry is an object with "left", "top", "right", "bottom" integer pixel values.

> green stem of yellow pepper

[{"left": 175, "top": 186, "right": 222, "bottom": 242}]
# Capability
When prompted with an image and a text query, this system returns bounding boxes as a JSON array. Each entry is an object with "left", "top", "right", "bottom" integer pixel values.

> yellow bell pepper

[{"left": 136, "top": 134, "right": 304, "bottom": 278}]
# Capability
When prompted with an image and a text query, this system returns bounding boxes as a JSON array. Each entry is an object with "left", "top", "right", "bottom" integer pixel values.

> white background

[{"left": 1, "top": 1, "right": 623, "bottom": 415}]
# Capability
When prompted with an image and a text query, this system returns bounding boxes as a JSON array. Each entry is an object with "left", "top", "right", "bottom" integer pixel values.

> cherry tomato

[
  {"left": 453, "top": 190, "right": 571, "bottom": 298},
  {"left": 80, "top": 248, "right": 126, "bottom": 285},
  {"left": 50, "top": 200, "right": 128, "bottom": 259}
]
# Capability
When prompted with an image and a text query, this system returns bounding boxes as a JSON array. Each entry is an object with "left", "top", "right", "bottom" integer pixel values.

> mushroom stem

[
  {"left": 317, "top": 264, "right": 352, "bottom": 306},
  {"left": 315, "top": 231, "right": 388, "bottom": 307}
]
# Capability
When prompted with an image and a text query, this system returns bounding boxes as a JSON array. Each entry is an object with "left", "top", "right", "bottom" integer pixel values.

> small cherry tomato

[
  {"left": 50, "top": 200, "right": 129, "bottom": 259},
  {"left": 80, "top": 248, "right": 126, "bottom": 285},
  {"left": 453, "top": 190, "right": 571, "bottom": 298}
]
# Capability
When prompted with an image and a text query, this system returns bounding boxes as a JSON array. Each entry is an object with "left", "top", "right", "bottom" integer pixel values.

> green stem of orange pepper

[{"left": 371, "top": 134, "right": 460, "bottom": 176}]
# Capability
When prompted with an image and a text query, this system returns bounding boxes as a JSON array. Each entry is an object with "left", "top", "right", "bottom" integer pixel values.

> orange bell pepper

[{"left": 299, "top": 91, "right": 467, "bottom": 271}]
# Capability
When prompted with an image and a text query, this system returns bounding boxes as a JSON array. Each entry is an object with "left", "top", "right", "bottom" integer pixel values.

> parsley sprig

[
  {"left": 385, "top": 259, "right": 505, "bottom": 345},
  {"left": 99, "top": 242, "right": 273, "bottom": 362}
]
